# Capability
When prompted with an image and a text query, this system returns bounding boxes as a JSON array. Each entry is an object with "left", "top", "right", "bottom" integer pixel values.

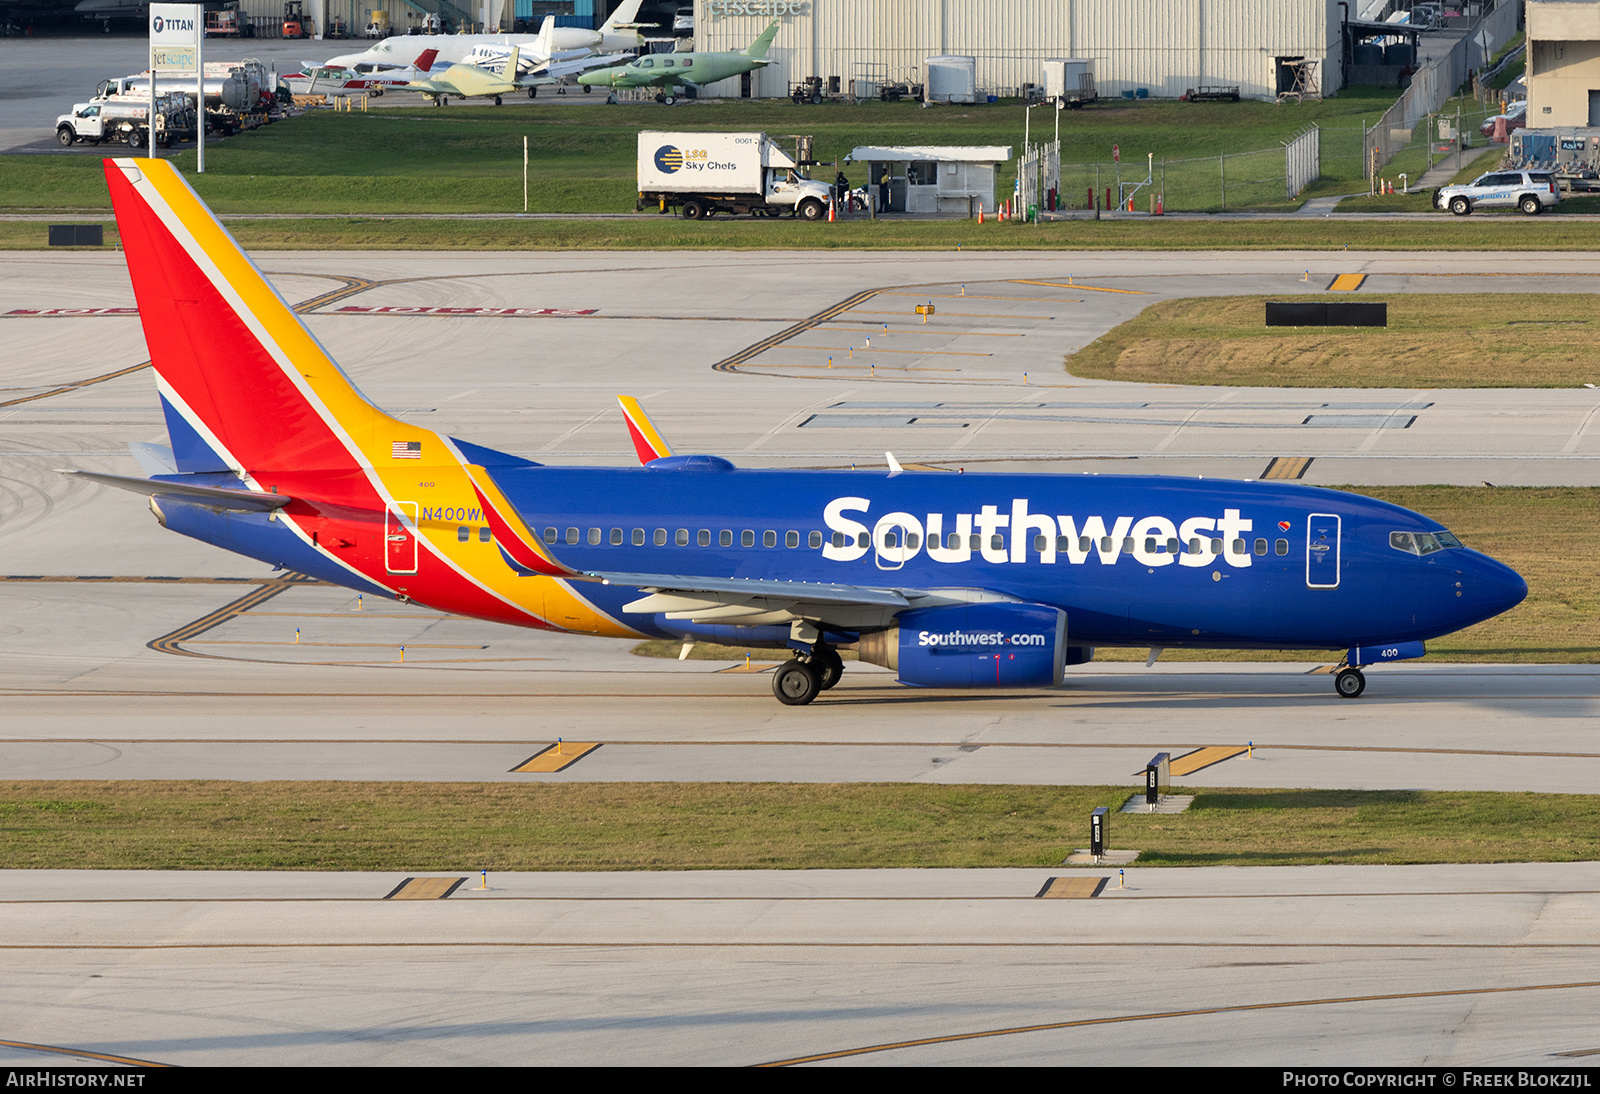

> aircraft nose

[{"left": 1463, "top": 552, "right": 1528, "bottom": 620}]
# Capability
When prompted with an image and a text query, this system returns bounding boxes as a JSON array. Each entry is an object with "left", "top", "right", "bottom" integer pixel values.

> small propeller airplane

[
  {"left": 578, "top": 19, "right": 780, "bottom": 104},
  {"left": 72, "top": 158, "right": 1529, "bottom": 706},
  {"left": 404, "top": 44, "right": 540, "bottom": 106}
]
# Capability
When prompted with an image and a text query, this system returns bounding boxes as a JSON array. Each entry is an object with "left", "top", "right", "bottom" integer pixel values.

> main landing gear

[{"left": 772, "top": 643, "right": 844, "bottom": 706}]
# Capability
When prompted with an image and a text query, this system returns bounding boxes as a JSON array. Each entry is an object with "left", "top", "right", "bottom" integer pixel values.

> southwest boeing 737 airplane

[{"left": 76, "top": 158, "right": 1528, "bottom": 705}]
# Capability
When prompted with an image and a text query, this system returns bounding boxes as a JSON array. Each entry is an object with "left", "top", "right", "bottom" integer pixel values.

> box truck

[{"left": 638, "top": 131, "right": 835, "bottom": 220}]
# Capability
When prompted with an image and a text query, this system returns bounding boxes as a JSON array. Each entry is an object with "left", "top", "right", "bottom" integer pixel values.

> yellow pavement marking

[
  {"left": 1169, "top": 746, "right": 1250, "bottom": 777},
  {"left": 1035, "top": 876, "right": 1108, "bottom": 898},
  {"left": 879, "top": 291, "right": 1076, "bottom": 302},
  {"left": 512, "top": 742, "right": 601, "bottom": 772},
  {"left": 778, "top": 345, "right": 994, "bottom": 357},
  {"left": 1260, "top": 456, "right": 1313, "bottom": 480},
  {"left": 384, "top": 876, "right": 466, "bottom": 900},
  {"left": 763, "top": 362, "right": 962, "bottom": 372},
  {"left": 845, "top": 310, "right": 1061, "bottom": 319},
  {"left": 1008, "top": 279, "right": 1151, "bottom": 295},
  {"left": 0, "top": 1039, "right": 173, "bottom": 1067},
  {"left": 815, "top": 326, "right": 1024, "bottom": 336},
  {"left": 1328, "top": 273, "right": 1367, "bottom": 292}
]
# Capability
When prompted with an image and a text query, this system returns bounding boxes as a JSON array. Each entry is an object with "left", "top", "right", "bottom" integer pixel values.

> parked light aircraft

[
  {"left": 78, "top": 157, "right": 1528, "bottom": 706},
  {"left": 323, "top": 0, "right": 655, "bottom": 77},
  {"left": 404, "top": 44, "right": 574, "bottom": 105},
  {"left": 577, "top": 19, "right": 779, "bottom": 104}
]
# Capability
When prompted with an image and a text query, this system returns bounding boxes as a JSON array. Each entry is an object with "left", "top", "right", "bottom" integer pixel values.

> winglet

[
  {"left": 413, "top": 48, "right": 438, "bottom": 73},
  {"left": 618, "top": 396, "right": 675, "bottom": 465},
  {"left": 886, "top": 451, "right": 904, "bottom": 478}
]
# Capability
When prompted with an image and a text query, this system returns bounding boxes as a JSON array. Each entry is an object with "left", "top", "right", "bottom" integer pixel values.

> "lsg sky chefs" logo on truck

[{"left": 652, "top": 145, "right": 734, "bottom": 174}]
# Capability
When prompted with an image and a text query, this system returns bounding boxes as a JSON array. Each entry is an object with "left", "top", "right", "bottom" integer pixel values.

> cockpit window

[{"left": 1390, "top": 530, "right": 1459, "bottom": 556}]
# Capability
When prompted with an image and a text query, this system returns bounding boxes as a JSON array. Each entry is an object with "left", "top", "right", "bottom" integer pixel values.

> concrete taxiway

[
  {"left": 2, "top": 246, "right": 1598, "bottom": 1065},
  {"left": 1, "top": 864, "right": 1598, "bottom": 1066}
]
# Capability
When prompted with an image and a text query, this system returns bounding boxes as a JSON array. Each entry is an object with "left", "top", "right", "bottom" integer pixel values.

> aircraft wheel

[
  {"left": 773, "top": 659, "right": 821, "bottom": 706},
  {"left": 682, "top": 199, "right": 705, "bottom": 220},
  {"left": 493, "top": 95, "right": 502, "bottom": 106},
  {"left": 605, "top": 92, "right": 617, "bottom": 104},
  {"left": 654, "top": 92, "right": 665, "bottom": 103},
  {"left": 663, "top": 93, "right": 675, "bottom": 105},
  {"left": 527, "top": 86, "right": 536, "bottom": 98},
  {"left": 1335, "top": 668, "right": 1366, "bottom": 699},
  {"left": 813, "top": 649, "right": 844, "bottom": 690},
  {"left": 583, "top": 84, "right": 591, "bottom": 94}
]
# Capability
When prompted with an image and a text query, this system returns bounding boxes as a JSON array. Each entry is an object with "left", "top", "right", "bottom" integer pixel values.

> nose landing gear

[{"left": 1334, "top": 667, "right": 1366, "bottom": 699}]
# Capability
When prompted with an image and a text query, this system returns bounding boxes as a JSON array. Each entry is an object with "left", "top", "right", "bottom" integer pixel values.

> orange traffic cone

[
  {"left": 1156, "top": 194, "right": 1164, "bottom": 215},
  {"left": 977, "top": 204, "right": 984, "bottom": 224},
  {"left": 827, "top": 195, "right": 836, "bottom": 222}
]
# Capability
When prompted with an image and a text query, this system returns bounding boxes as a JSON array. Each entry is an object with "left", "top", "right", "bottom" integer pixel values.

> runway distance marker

[
  {"left": 512, "top": 742, "right": 601, "bottom": 772},
  {"left": 383, "top": 877, "right": 467, "bottom": 900}
]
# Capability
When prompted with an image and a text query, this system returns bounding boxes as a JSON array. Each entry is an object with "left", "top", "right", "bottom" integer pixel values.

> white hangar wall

[{"left": 692, "top": 0, "right": 1344, "bottom": 101}]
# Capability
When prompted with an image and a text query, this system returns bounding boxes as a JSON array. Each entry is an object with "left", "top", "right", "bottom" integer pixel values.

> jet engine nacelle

[{"left": 859, "top": 603, "right": 1071, "bottom": 688}]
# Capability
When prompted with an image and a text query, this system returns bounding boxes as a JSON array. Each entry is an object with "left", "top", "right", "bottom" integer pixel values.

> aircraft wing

[
  {"left": 576, "top": 571, "right": 1014, "bottom": 629},
  {"left": 533, "top": 51, "right": 631, "bottom": 82},
  {"left": 58, "top": 470, "right": 290, "bottom": 512}
]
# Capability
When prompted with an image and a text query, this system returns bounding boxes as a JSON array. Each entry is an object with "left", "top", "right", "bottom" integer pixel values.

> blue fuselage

[{"left": 491, "top": 464, "right": 1526, "bottom": 650}]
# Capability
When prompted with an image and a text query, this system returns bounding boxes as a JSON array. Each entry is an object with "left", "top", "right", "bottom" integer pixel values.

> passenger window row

[
  {"left": 842, "top": 531, "right": 1294, "bottom": 557},
  {"left": 541, "top": 526, "right": 822, "bottom": 550},
  {"left": 456, "top": 526, "right": 492, "bottom": 543}
]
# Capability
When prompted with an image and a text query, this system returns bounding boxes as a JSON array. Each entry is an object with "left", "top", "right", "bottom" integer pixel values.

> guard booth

[{"left": 844, "top": 145, "right": 1012, "bottom": 215}]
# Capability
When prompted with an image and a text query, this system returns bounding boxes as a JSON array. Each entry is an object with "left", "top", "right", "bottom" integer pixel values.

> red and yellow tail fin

[
  {"left": 618, "top": 395, "right": 674, "bottom": 465},
  {"left": 105, "top": 157, "right": 402, "bottom": 476}
]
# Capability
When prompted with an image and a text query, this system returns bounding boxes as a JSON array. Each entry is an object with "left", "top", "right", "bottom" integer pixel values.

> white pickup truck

[{"left": 56, "top": 93, "right": 196, "bottom": 149}]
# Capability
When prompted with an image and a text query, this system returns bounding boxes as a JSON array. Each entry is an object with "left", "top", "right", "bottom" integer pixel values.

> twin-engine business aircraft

[
  {"left": 81, "top": 159, "right": 1528, "bottom": 705},
  {"left": 577, "top": 19, "right": 780, "bottom": 104}
]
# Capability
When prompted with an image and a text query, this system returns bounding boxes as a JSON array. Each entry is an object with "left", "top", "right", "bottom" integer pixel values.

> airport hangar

[{"left": 685, "top": 0, "right": 1347, "bottom": 102}]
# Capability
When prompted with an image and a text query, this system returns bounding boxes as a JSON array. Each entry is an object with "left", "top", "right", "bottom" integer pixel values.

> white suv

[{"left": 1434, "top": 170, "right": 1559, "bottom": 216}]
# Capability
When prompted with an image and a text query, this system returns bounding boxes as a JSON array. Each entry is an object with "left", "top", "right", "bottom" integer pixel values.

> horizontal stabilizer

[{"left": 58, "top": 470, "right": 290, "bottom": 511}]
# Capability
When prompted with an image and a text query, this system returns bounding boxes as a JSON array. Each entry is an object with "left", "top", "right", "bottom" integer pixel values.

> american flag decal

[{"left": 392, "top": 441, "right": 422, "bottom": 460}]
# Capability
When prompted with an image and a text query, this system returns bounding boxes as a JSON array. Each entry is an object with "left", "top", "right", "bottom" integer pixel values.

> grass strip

[
  {"left": 1066, "top": 293, "right": 1600, "bottom": 388},
  {"left": 3, "top": 782, "right": 1596, "bottom": 870},
  {"left": 11, "top": 215, "right": 1600, "bottom": 252}
]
